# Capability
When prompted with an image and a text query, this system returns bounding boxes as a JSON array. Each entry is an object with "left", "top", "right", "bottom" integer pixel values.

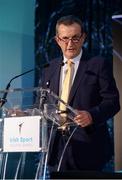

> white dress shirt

[{"left": 59, "top": 49, "right": 83, "bottom": 96}]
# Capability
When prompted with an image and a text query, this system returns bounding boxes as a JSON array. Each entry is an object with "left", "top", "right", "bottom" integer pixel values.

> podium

[{"left": 0, "top": 87, "right": 79, "bottom": 179}]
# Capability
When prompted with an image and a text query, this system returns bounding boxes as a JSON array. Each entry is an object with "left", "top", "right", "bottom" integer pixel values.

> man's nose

[{"left": 67, "top": 39, "right": 74, "bottom": 45}]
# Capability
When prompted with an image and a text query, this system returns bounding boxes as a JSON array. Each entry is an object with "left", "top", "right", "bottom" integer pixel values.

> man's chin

[{"left": 66, "top": 53, "right": 76, "bottom": 59}]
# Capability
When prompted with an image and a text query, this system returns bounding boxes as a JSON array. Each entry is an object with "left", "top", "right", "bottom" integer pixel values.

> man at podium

[{"left": 38, "top": 15, "right": 120, "bottom": 172}]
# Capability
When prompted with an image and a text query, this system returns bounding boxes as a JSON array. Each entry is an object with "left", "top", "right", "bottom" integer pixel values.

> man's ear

[
  {"left": 82, "top": 33, "right": 87, "bottom": 43},
  {"left": 55, "top": 36, "right": 60, "bottom": 46},
  {"left": 83, "top": 32, "right": 87, "bottom": 40},
  {"left": 54, "top": 36, "right": 58, "bottom": 42}
]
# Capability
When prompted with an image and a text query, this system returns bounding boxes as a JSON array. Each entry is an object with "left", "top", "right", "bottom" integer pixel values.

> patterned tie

[{"left": 59, "top": 59, "right": 74, "bottom": 124}]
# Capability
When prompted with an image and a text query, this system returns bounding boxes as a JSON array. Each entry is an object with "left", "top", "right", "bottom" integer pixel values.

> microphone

[
  {"left": 0, "top": 63, "right": 49, "bottom": 107},
  {"left": 39, "top": 89, "right": 48, "bottom": 110},
  {"left": 61, "top": 61, "right": 65, "bottom": 66},
  {"left": 39, "top": 61, "right": 65, "bottom": 109}
]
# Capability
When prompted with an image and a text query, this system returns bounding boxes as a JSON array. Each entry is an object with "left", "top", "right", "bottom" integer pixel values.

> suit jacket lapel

[
  {"left": 68, "top": 53, "right": 88, "bottom": 104},
  {"left": 49, "top": 61, "right": 62, "bottom": 95}
]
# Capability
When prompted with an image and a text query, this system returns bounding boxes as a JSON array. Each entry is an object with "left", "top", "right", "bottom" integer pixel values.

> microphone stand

[
  {"left": 0, "top": 63, "right": 49, "bottom": 108},
  {"left": 0, "top": 69, "right": 34, "bottom": 107}
]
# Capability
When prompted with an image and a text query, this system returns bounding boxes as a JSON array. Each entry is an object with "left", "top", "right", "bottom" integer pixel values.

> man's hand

[{"left": 74, "top": 110, "right": 93, "bottom": 127}]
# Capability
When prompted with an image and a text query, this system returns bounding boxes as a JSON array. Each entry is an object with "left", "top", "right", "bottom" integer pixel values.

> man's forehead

[{"left": 58, "top": 24, "right": 81, "bottom": 35}]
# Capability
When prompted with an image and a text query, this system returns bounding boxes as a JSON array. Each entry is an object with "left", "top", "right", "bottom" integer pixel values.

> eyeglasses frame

[{"left": 56, "top": 33, "right": 83, "bottom": 43}]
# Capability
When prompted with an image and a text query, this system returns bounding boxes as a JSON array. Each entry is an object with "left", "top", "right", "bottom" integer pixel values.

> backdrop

[{"left": 34, "top": 0, "right": 122, "bottom": 172}]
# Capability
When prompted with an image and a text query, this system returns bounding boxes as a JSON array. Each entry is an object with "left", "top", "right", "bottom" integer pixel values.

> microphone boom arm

[
  {"left": 0, "top": 63, "right": 49, "bottom": 107},
  {"left": 0, "top": 69, "right": 34, "bottom": 107}
]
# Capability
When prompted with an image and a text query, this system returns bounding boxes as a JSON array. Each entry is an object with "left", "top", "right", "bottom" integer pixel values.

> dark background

[
  {"left": 34, "top": 0, "right": 122, "bottom": 173},
  {"left": 35, "top": 0, "right": 122, "bottom": 68}
]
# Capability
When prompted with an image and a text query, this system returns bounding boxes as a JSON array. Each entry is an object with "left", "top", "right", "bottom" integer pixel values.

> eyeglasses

[{"left": 57, "top": 34, "right": 83, "bottom": 43}]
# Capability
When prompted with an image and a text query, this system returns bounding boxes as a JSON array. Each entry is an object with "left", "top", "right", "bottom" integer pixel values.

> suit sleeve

[{"left": 88, "top": 59, "right": 120, "bottom": 126}]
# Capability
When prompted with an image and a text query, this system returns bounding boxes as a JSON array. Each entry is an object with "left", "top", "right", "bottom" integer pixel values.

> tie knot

[{"left": 67, "top": 59, "right": 74, "bottom": 65}]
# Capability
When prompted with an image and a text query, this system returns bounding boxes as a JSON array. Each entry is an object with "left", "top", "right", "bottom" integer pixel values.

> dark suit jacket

[{"left": 40, "top": 51, "right": 120, "bottom": 171}]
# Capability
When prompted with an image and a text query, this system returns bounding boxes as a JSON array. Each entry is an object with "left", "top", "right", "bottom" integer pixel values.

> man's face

[{"left": 55, "top": 23, "right": 86, "bottom": 59}]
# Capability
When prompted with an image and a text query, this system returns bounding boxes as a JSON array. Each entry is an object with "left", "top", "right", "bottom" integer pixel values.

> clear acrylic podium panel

[
  {"left": 0, "top": 87, "right": 50, "bottom": 179},
  {"left": 0, "top": 87, "right": 78, "bottom": 179},
  {"left": 0, "top": 87, "right": 77, "bottom": 152},
  {"left": 0, "top": 87, "right": 47, "bottom": 153}
]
